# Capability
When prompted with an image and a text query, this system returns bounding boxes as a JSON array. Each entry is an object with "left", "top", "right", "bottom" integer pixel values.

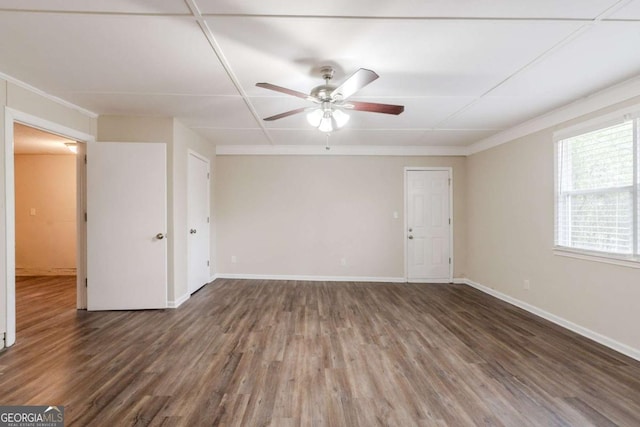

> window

[{"left": 555, "top": 116, "right": 639, "bottom": 263}]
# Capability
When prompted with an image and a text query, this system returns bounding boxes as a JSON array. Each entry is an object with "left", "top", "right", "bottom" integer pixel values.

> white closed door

[
  {"left": 407, "top": 170, "right": 451, "bottom": 281},
  {"left": 187, "top": 152, "right": 210, "bottom": 294},
  {"left": 87, "top": 142, "right": 167, "bottom": 310}
]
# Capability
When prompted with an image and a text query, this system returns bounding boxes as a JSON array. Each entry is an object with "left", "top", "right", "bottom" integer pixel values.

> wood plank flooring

[{"left": 1, "top": 276, "right": 639, "bottom": 426}]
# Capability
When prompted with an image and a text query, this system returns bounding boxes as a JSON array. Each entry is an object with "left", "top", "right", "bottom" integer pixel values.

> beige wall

[
  {"left": 216, "top": 155, "right": 466, "bottom": 278},
  {"left": 14, "top": 154, "right": 76, "bottom": 275},
  {"left": 466, "top": 97, "right": 640, "bottom": 353},
  {"left": 97, "top": 116, "right": 173, "bottom": 144},
  {"left": 8, "top": 83, "right": 96, "bottom": 136}
]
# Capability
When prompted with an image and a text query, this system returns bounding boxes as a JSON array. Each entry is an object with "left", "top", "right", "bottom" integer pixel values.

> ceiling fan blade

[
  {"left": 343, "top": 101, "right": 405, "bottom": 115},
  {"left": 256, "top": 82, "right": 316, "bottom": 102},
  {"left": 331, "top": 68, "right": 379, "bottom": 100},
  {"left": 263, "top": 107, "right": 309, "bottom": 121}
]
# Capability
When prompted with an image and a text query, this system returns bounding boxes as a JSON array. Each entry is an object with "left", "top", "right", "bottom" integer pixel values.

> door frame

[
  {"left": 187, "top": 149, "right": 211, "bottom": 294},
  {"left": 3, "top": 107, "right": 94, "bottom": 347},
  {"left": 403, "top": 167, "right": 454, "bottom": 283}
]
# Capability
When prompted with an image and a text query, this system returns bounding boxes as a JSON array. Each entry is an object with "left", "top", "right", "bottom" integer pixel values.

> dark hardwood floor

[{"left": 1, "top": 276, "right": 639, "bottom": 426}]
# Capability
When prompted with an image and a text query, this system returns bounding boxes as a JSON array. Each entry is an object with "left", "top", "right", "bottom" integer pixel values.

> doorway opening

[
  {"left": 3, "top": 108, "right": 93, "bottom": 348},
  {"left": 13, "top": 123, "right": 80, "bottom": 339}
]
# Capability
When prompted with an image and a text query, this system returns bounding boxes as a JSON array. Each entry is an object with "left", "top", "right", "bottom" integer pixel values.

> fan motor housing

[{"left": 310, "top": 84, "right": 337, "bottom": 101}]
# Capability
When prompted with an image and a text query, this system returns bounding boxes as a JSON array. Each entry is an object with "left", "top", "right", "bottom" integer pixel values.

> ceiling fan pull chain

[{"left": 325, "top": 133, "right": 331, "bottom": 151}]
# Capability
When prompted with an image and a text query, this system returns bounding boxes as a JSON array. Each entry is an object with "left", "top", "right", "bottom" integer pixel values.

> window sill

[{"left": 553, "top": 247, "right": 640, "bottom": 269}]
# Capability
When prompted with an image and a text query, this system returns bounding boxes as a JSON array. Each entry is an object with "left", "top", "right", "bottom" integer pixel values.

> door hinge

[
  {"left": 449, "top": 257, "right": 452, "bottom": 264},
  {"left": 84, "top": 212, "right": 87, "bottom": 222},
  {"left": 207, "top": 172, "right": 210, "bottom": 179},
  {"left": 448, "top": 178, "right": 451, "bottom": 186},
  {"left": 85, "top": 278, "right": 88, "bottom": 287},
  {"left": 207, "top": 260, "right": 210, "bottom": 267},
  {"left": 84, "top": 154, "right": 87, "bottom": 164},
  {"left": 207, "top": 217, "right": 210, "bottom": 223},
  {"left": 448, "top": 218, "right": 451, "bottom": 225}
]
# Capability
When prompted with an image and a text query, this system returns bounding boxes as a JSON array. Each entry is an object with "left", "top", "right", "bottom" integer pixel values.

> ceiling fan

[{"left": 256, "top": 67, "right": 404, "bottom": 133}]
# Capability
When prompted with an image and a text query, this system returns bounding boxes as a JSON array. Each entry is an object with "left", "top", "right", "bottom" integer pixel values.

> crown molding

[
  {"left": 466, "top": 75, "right": 640, "bottom": 155},
  {"left": 216, "top": 144, "right": 467, "bottom": 156},
  {"left": 0, "top": 71, "right": 98, "bottom": 118}
]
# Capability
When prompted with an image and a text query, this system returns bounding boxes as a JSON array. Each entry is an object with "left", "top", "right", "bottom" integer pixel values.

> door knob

[
  {"left": 409, "top": 228, "right": 413, "bottom": 232},
  {"left": 156, "top": 233, "right": 165, "bottom": 240},
  {"left": 190, "top": 229, "right": 197, "bottom": 234},
  {"left": 408, "top": 235, "right": 414, "bottom": 240}
]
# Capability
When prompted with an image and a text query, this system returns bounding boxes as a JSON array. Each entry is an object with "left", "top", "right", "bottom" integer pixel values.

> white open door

[
  {"left": 187, "top": 151, "right": 210, "bottom": 294},
  {"left": 406, "top": 169, "right": 452, "bottom": 282},
  {"left": 87, "top": 142, "right": 167, "bottom": 310}
]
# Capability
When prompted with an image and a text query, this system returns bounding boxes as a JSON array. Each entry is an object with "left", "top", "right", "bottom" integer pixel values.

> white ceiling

[{"left": 0, "top": 0, "right": 639, "bottom": 149}]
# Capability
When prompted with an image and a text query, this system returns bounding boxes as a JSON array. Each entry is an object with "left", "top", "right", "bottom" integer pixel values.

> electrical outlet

[
  {"left": 231, "top": 256, "right": 237, "bottom": 264},
  {"left": 523, "top": 279, "right": 530, "bottom": 290},
  {"left": 340, "top": 257, "right": 347, "bottom": 266}
]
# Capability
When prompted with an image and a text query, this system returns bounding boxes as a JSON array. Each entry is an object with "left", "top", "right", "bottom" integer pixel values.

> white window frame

[{"left": 553, "top": 105, "right": 640, "bottom": 269}]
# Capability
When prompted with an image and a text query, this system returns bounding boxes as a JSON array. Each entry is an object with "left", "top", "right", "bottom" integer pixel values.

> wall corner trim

[
  {"left": 459, "top": 278, "right": 640, "bottom": 362},
  {"left": 167, "top": 293, "right": 189, "bottom": 309}
]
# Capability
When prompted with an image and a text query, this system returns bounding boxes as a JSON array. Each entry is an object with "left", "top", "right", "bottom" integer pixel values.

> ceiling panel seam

[
  {"left": 52, "top": 91, "right": 242, "bottom": 97},
  {"left": 431, "top": 25, "right": 593, "bottom": 130},
  {"left": 199, "top": 14, "right": 640, "bottom": 23},
  {"left": 0, "top": 8, "right": 192, "bottom": 17},
  {"left": 184, "top": 0, "right": 274, "bottom": 145},
  {"left": 592, "top": 0, "right": 636, "bottom": 21},
  {"left": 2, "top": 8, "right": 637, "bottom": 22},
  {"left": 433, "top": 0, "right": 634, "bottom": 131}
]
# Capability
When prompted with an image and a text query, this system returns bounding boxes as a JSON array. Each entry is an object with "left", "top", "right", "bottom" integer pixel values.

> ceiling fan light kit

[
  {"left": 256, "top": 66, "right": 404, "bottom": 134},
  {"left": 305, "top": 102, "right": 350, "bottom": 132}
]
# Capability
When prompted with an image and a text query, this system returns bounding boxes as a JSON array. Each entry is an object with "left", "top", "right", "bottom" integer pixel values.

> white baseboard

[
  {"left": 215, "top": 273, "right": 406, "bottom": 283},
  {"left": 408, "top": 278, "right": 453, "bottom": 284},
  {"left": 459, "top": 278, "right": 640, "bottom": 362},
  {"left": 16, "top": 267, "right": 77, "bottom": 276},
  {"left": 168, "top": 277, "right": 219, "bottom": 308},
  {"left": 167, "top": 293, "right": 189, "bottom": 309}
]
